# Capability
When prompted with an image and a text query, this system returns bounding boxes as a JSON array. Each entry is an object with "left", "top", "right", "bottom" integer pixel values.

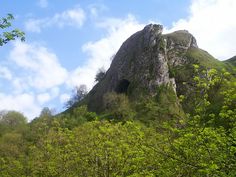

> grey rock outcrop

[{"left": 85, "top": 24, "right": 198, "bottom": 112}]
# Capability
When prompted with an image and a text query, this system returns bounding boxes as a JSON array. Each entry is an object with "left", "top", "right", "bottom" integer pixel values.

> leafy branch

[{"left": 0, "top": 14, "right": 25, "bottom": 46}]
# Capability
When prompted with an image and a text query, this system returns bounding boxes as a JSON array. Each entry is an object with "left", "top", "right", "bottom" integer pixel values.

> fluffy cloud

[
  {"left": 169, "top": 0, "right": 236, "bottom": 59},
  {"left": 9, "top": 41, "right": 68, "bottom": 90},
  {"left": 0, "top": 41, "right": 69, "bottom": 120},
  {"left": 25, "top": 6, "right": 86, "bottom": 33},
  {"left": 0, "top": 93, "right": 41, "bottom": 120},
  {"left": 37, "top": 93, "right": 51, "bottom": 104},
  {"left": 0, "top": 66, "right": 12, "bottom": 80},
  {"left": 66, "top": 15, "right": 145, "bottom": 90},
  {"left": 88, "top": 4, "right": 108, "bottom": 18}
]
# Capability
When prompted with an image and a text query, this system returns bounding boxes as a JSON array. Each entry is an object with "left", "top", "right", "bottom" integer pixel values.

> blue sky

[{"left": 0, "top": 0, "right": 236, "bottom": 120}]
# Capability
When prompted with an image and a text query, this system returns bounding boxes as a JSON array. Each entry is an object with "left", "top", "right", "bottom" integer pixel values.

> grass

[
  {"left": 163, "top": 30, "right": 193, "bottom": 47},
  {"left": 186, "top": 47, "right": 226, "bottom": 69},
  {"left": 224, "top": 56, "right": 236, "bottom": 66}
]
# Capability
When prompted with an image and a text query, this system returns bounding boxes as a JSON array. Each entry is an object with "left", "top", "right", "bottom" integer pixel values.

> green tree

[
  {"left": 27, "top": 121, "right": 158, "bottom": 176},
  {"left": 95, "top": 68, "right": 106, "bottom": 82},
  {"left": 26, "top": 108, "right": 55, "bottom": 143},
  {"left": 103, "top": 92, "right": 135, "bottom": 121},
  {"left": 39, "top": 107, "right": 54, "bottom": 118},
  {"left": 59, "top": 105, "right": 97, "bottom": 129},
  {"left": 0, "top": 110, "right": 27, "bottom": 136},
  {"left": 153, "top": 68, "right": 236, "bottom": 176},
  {"left": 65, "top": 85, "right": 88, "bottom": 108},
  {"left": 0, "top": 14, "right": 25, "bottom": 46},
  {"left": 0, "top": 132, "right": 27, "bottom": 176},
  {"left": 0, "top": 111, "right": 28, "bottom": 177}
]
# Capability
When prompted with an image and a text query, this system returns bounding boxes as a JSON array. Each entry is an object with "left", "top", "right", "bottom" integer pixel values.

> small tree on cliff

[{"left": 66, "top": 85, "right": 88, "bottom": 108}]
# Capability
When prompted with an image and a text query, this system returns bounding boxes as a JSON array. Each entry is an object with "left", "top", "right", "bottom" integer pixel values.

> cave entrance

[{"left": 116, "top": 79, "right": 130, "bottom": 94}]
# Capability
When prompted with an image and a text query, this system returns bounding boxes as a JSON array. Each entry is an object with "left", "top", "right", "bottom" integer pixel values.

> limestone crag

[
  {"left": 164, "top": 30, "right": 198, "bottom": 66},
  {"left": 86, "top": 24, "right": 198, "bottom": 112}
]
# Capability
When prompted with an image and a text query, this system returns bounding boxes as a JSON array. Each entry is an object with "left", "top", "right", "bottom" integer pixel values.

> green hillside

[{"left": 224, "top": 56, "right": 236, "bottom": 66}]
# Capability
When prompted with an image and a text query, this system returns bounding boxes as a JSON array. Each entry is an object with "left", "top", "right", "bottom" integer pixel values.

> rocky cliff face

[{"left": 85, "top": 24, "right": 199, "bottom": 112}]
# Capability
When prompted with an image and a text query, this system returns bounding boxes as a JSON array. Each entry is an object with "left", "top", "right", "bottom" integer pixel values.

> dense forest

[
  {"left": 0, "top": 65, "right": 235, "bottom": 176},
  {"left": 0, "top": 14, "right": 236, "bottom": 176}
]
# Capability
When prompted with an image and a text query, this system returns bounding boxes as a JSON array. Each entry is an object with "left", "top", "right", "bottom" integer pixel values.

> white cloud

[
  {"left": 66, "top": 15, "right": 145, "bottom": 90},
  {"left": 25, "top": 19, "right": 43, "bottom": 33},
  {"left": 0, "top": 93, "right": 41, "bottom": 120},
  {"left": 169, "top": 0, "right": 236, "bottom": 59},
  {"left": 9, "top": 41, "right": 68, "bottom": 90},
  {"left": 0, "top": 41, "right": 69, "bottom": 120},
  {"left": 88, "top": 4, "right": 108, "bottom": 18},
  {"left": 38, "top": 0, "right": 48, "bottom": 8},
  {"left": 25, "top": 6, "right": 86, "bottom": 33},
  {"left": 36, "top": 87, "right": 59, "bottom": 105},
  {"left": 37, "top": 92, "right": 51, "bottom": 104},
  {"left": 0, "top": 66, "right": 12, "bottom": 80}
]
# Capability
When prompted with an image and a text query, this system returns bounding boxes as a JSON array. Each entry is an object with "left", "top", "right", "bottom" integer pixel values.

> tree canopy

[{"left": 0, "top": 66, "right": 235, "bottom": 176}]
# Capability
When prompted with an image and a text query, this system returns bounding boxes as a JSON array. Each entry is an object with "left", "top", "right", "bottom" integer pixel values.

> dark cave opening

[{"left": 115, "top": 79, "right": 130, "bottom": 94}]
